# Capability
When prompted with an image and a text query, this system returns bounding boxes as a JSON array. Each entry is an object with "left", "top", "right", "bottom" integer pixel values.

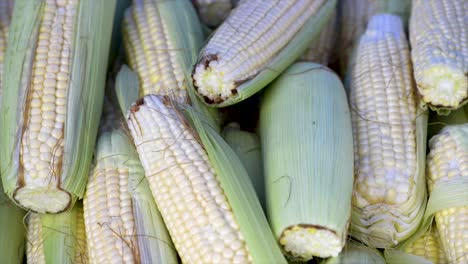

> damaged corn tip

[
  {"left": 349, "top": 14, "right": 426, "bottom": 248},
  {"left": 192, "top": 0, "right": 331, "bottom": 105},
  {"left": 427, "top": 124, "right": 468, "bottom": 263},
  {"left": 410, "top": 0, "right": 468, "bottom": 111},
  {"left": 127, "top": 95, "right": 252, "bottom": 263}
]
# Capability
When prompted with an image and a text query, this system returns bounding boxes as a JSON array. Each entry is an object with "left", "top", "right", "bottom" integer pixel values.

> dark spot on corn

[{"left": 131, "top": 98, "right": 145, "bottom": 112}]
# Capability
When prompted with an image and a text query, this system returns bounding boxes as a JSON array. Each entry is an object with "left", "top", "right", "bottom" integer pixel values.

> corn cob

[
  {"left": 222, "top": 123, "right": 264, "bottom": 210},
  {"left": 0, "top": 0, "right": 13, "bottom": 97},
  {"left": 0, "top": 181, "right": 26, "bottom": 264},
  {"left": 27, "top": 203, "right": 87, "bottom": 264},
  {"left": 122, "top": 0, "right": 204, "bottom": 103},
  {"left": 337, "top": 0, "right": 411, "bottom": 76},
  {"left": 261, "top": 63, "right": 354, "bottom": 261},
  {"left": 299, "top": 9, "right": 337, "bottom": 65},
  {"left": 192, "top": 0, "right": 232, "bottom": 28},
  {"left": 0, "top": 0, "right": 116, "bottom": 213},
  {"left": 192, "top": 0, "right": 336, "bottom": 106},
  {"left": 402, "top": 223, "right": 447, "bottom": 264},
  {"left": 349, "top": 14, "right": 428, "bottom": 248},
  {"left": 117, "top": 66, "right": 286, "bottom": 263},
  {"left": 84, "top": 128, "right": 178, "bottom": 264},
  {"left": 320, "top": 240, "right": 386, "bottom": 264},
  {"left": 409, "top": 0, "right": 468, "bottom": 113},
  {"left": 426, "top": 124, "right": 468, "bottom": 263},
  {"left": 127, "top": 96, "right": 246, "bottom": 263}
]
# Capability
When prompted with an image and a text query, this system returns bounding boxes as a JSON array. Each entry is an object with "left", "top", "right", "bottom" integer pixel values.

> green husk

[
  {"left": 385, "top": 250, "right": 433, "bottom": 264},
  {"left": 222, "top": 123, "right": 265, "bottom": 210},
  {"left": 195, "top": 0, "right": 337, "bottom": 107},
  {"left": 116, "top": 65, "right": 140, "bottom": 116},
  {"left": 0, "top": 183, "right": 26, "bottom": 264},
  {"left": 27, "top": 203, "right": 87, "bottom": 264},
  {"left": 116, "top": 66, "right": 287, "bottom": 264},
  {"left": 89, "top": 129, "right": 178, "bottom": 263},
  {"left": 260, "top": 62, "right": 354, "bottom": 261},
  {"left": 320, "top": 241, "right": 386, "bottom": 264},
  {"left": 0, "top": 0, "right": 116, "bottom": 212}
]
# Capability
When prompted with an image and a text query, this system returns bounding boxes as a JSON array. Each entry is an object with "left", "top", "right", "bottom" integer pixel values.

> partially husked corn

[
  {"left": 349, "top": 14, "right": 427, "bottom": 248},
  {"left": 5, "top": 0, "right": 467, "bottom": 263},
  {"left": 27, "top": 213, "right": 47, "bottom": 264},
  {"left": 84, "top": 129, "right": 177, "bottom": 264},
  {"left": 84, "top": 133, "right": 139, "bottom": 263},
  {"left": 18, "top": 0, "right": 79, "bottom": 211},
  {"left": 122, "top": 0, "right": 204, "bottom": 103},
  {"left": 427, "top": 124, "right": 468, "bottom": 263},
  {"left": 127, "top": 95, "right": 252, "bottom": 263},
  {"left": 0, "top": 0, "right": 115, "bottom": 213},
  {"left": 410, "top": 0, "right": 468, "bottom": 112},
  {"left": 192, "top": 0, "right": 336, "bottom": 106},
  {"left": 27, "top": 204, "right": 87, "bottom": 264},
  {"left": 403, "top": 224, "right": 447, "bottom": 263},
  {"left": 86, "top": 169, "right": 140, "bottom": 263},
  {"left": 123, "top": 0, "right": 185, "bottom": 101}
]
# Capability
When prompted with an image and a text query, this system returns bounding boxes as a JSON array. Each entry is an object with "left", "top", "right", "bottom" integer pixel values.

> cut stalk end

[
  {"left": 14, "top": 187, "right": 70, "bottom": 213},
  {"left": 280, "top": 225, "right": 344, "bottom": 260}
]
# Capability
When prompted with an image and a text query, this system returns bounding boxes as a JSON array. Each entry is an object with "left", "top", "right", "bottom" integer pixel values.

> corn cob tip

[
  {"left": 279, "top": 225, "right": 344, "bottom": 260},
  {"left": 418, "top": 67, "right": 467, "bottom": 110},
  {"left": 14, "top": 187, "right": 71, "bottom": 214},
  {"left": 192, "top": 54, "right": 238, "bottom": 104}
]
